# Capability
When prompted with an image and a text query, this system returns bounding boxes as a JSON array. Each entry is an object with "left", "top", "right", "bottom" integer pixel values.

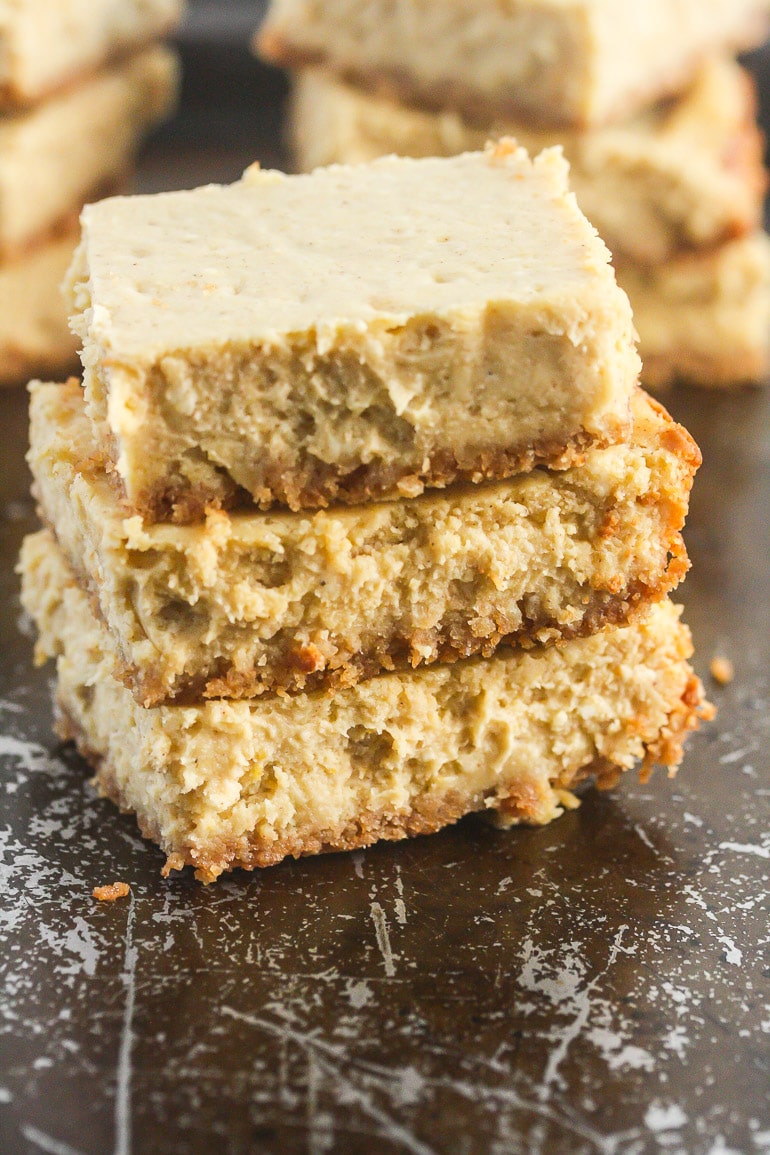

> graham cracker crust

[{"left": 120, "top": 425, "right": 610, "bottom": 523}]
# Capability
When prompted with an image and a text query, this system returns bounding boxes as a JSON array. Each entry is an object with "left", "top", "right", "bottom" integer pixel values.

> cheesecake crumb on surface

[
  {"left": 93, "top": 881, "right": 130, "bottom": 902},
  {"left": 710, "top": 656, "right": 735, "bottom": 685}
]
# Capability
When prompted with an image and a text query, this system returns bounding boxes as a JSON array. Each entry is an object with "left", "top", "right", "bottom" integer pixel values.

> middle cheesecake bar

[{"left": 30, "top": 380, "right": 698, "bottom": 707}]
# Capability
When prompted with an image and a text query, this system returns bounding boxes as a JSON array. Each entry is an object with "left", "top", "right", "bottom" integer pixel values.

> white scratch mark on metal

[
  {"left": 633, "top": 825, "right": 658, "bottom": 854},
  {"left": 719, "top": 841, "right": 770, "bottom": 859},
  {"left": 394, "top": 869, "right": 407, "bottom": 926},
  {"left": 306, "top": 1045, "right": 330, "bottom": 1155},
  {"left": 114, "top": 893, "right": 137, "bottom": 1155},
  {"left": 220, "top": 1006, "right": 633, "bottom": 1155},
  {"left": 369, "top": 902, "right": 396, "bottom": 977},
  {"left": 537, "top": 926, "right": 644, "bottom": 1099},
  {"left": 717, "top": 936, "right": 743, "bottom": 967},
  {"left": 21, "top": 1125, "right": 85, "bottom": 1155},
  {"left": 221, "top": 1007, "right": 436, "bottom": 1155}
]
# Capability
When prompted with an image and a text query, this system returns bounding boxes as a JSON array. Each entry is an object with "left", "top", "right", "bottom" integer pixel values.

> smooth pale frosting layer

[
  {"left": 0, "top": 46, "right": 178, "bottom": 254},
  {"left": 258, "top": 0, "right": 770, "bottom": 127},
  {"left": 67, "top": 143, "right": 639, "bottom": 518},
  {"left": 28, "top": 380, "right": 697, "bottom": 703},
  {"left": 20, "top": 532, "right": 707, "bottom": 881},
  {"left": 291, "top": 58, "right": 766, "bottom": 267},
  {"left": 0, "top": 0, "right": 183, "bottom": 106}
]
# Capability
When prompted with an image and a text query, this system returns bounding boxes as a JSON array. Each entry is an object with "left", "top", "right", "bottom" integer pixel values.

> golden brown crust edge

[{"left": 54, "top": 668, "right": 712, "bottom": 883}]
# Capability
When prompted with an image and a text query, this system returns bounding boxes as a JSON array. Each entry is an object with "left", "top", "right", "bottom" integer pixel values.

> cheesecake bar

[
  {"left": 0, "top": 232, "right": 79, "bottom": 386},
  {"left": 291, "top": 58, "right": 767, "bottom": 267},
  {"left": 617, "top": 234, "right": 770, "bottom": 389},
  {"left": 20, "top": 532, "right": 709, "bottom": 881},
  {"left": 0, "top": 47, "right": 178, "bottom": 258},
  {"left": 258, "top": 0, "right": 770, "bottom": 128},
  {"left": 0, "top": 0, "right": 183, "bottom": 108},
  {"left": 66, "top": 143, "right": 639, "bottom": 521},
  {"left": 29, "top": 381, "right": 697, "bottom": 705}
]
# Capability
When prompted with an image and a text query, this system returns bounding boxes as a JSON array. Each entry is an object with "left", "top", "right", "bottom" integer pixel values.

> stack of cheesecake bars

[
  {"left": 260, "top": 0, "right": 770, "bottom": 389},
  {"left": 20, "top": 144, "right": 711, "bottom": 881},
  {"left": 0, "top": 0, "right": 183, "bottom": 387}
]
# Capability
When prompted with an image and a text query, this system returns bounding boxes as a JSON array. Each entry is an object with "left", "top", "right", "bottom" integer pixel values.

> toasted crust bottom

[{"left": 124, "top": 426, "right": 609, "bottom": 524}]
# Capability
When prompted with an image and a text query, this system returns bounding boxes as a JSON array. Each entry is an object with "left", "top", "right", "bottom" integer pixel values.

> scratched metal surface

[{"left": 1, "top": 33, "right": 770, "bottom": 1155}]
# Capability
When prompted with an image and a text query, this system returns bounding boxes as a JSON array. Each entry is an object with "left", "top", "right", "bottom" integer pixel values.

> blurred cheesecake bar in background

[
  {"left": 0, "top": 8, "right": 182, "bottom": 387},
  {"left": 257, "top": 0, "right": 770, "bottom": 127},
  {"left": 0, "top": 233, "right": 78, "bottom": 386},
  {"left": 263, "top": 1, "right": 770, "bottom": 387},
  {"left": 0, "top": 0, "right": 183, "bottom": 107},
  {"left": 0, "top": 48, "right": 178, "bottom": 259}
]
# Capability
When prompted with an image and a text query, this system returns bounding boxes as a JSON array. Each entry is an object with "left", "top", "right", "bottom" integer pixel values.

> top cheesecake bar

[
  {"left": 0, "top": 0, "right": 183, "bottom": 108},
  {"left": 258, "top": 0, "right": 770, "bottom": 128},
  {"left": 66, "top": 143, "right": 639, "bottom": 521}
]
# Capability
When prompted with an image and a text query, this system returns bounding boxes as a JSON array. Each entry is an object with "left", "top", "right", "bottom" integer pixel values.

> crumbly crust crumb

[{"left": 92, "top": 881, "right": 130, "bottom": 901}]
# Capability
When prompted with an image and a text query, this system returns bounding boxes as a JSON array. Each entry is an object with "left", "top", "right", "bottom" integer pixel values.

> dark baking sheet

[{"left": 1, "top": 27, "right": 769, "bottom": 1155}]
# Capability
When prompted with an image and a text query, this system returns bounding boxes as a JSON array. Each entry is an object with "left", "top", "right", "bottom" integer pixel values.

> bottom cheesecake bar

[{"left": 20, "top": 532, "right": 710, "bottom": 882}]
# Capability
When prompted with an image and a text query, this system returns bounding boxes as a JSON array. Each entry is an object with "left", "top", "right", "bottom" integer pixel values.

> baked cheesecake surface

[
  {"left": 258, "top": 0, "right": 770, "bottom": 127},
  {"left": 21, "top": 534, "right": 708, "bottom": 882},
  {"left": 292, "top": 58, "right": 767, "bottom": 267},
  {"left": 67, "top": 143, "right": 639, "bottom": 520},
  {"left": 29, "top": 381, "right": 697, "bottom": 704}
]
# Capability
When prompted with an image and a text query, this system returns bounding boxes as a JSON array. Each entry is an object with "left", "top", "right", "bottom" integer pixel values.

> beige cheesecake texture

[
  {"left": 0, "top": 232, "right": 78, "bottom": 386},
  {"left": 258, "top": 0, "right": 770, "bottom": 128},
  {"left": 66, "top": 143, "right": 640, "bottom": 521},
  {"left": 20, "top": 533, "right": 709, "bottom": 883},
  {"left": 291, "top": 59, "right": 767, "bottom": 268},
  {"left": 29, "top": 381, "right": 697, "bottom": 705},
  {"left": 617, "top": 234, "right": 770, "bottom": 389},
  {"left": 0, "top": 0, "right": 184, "bottom": 107},
  {"left": 0, "top": 46, "right": 179, "bottom": 257}
]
